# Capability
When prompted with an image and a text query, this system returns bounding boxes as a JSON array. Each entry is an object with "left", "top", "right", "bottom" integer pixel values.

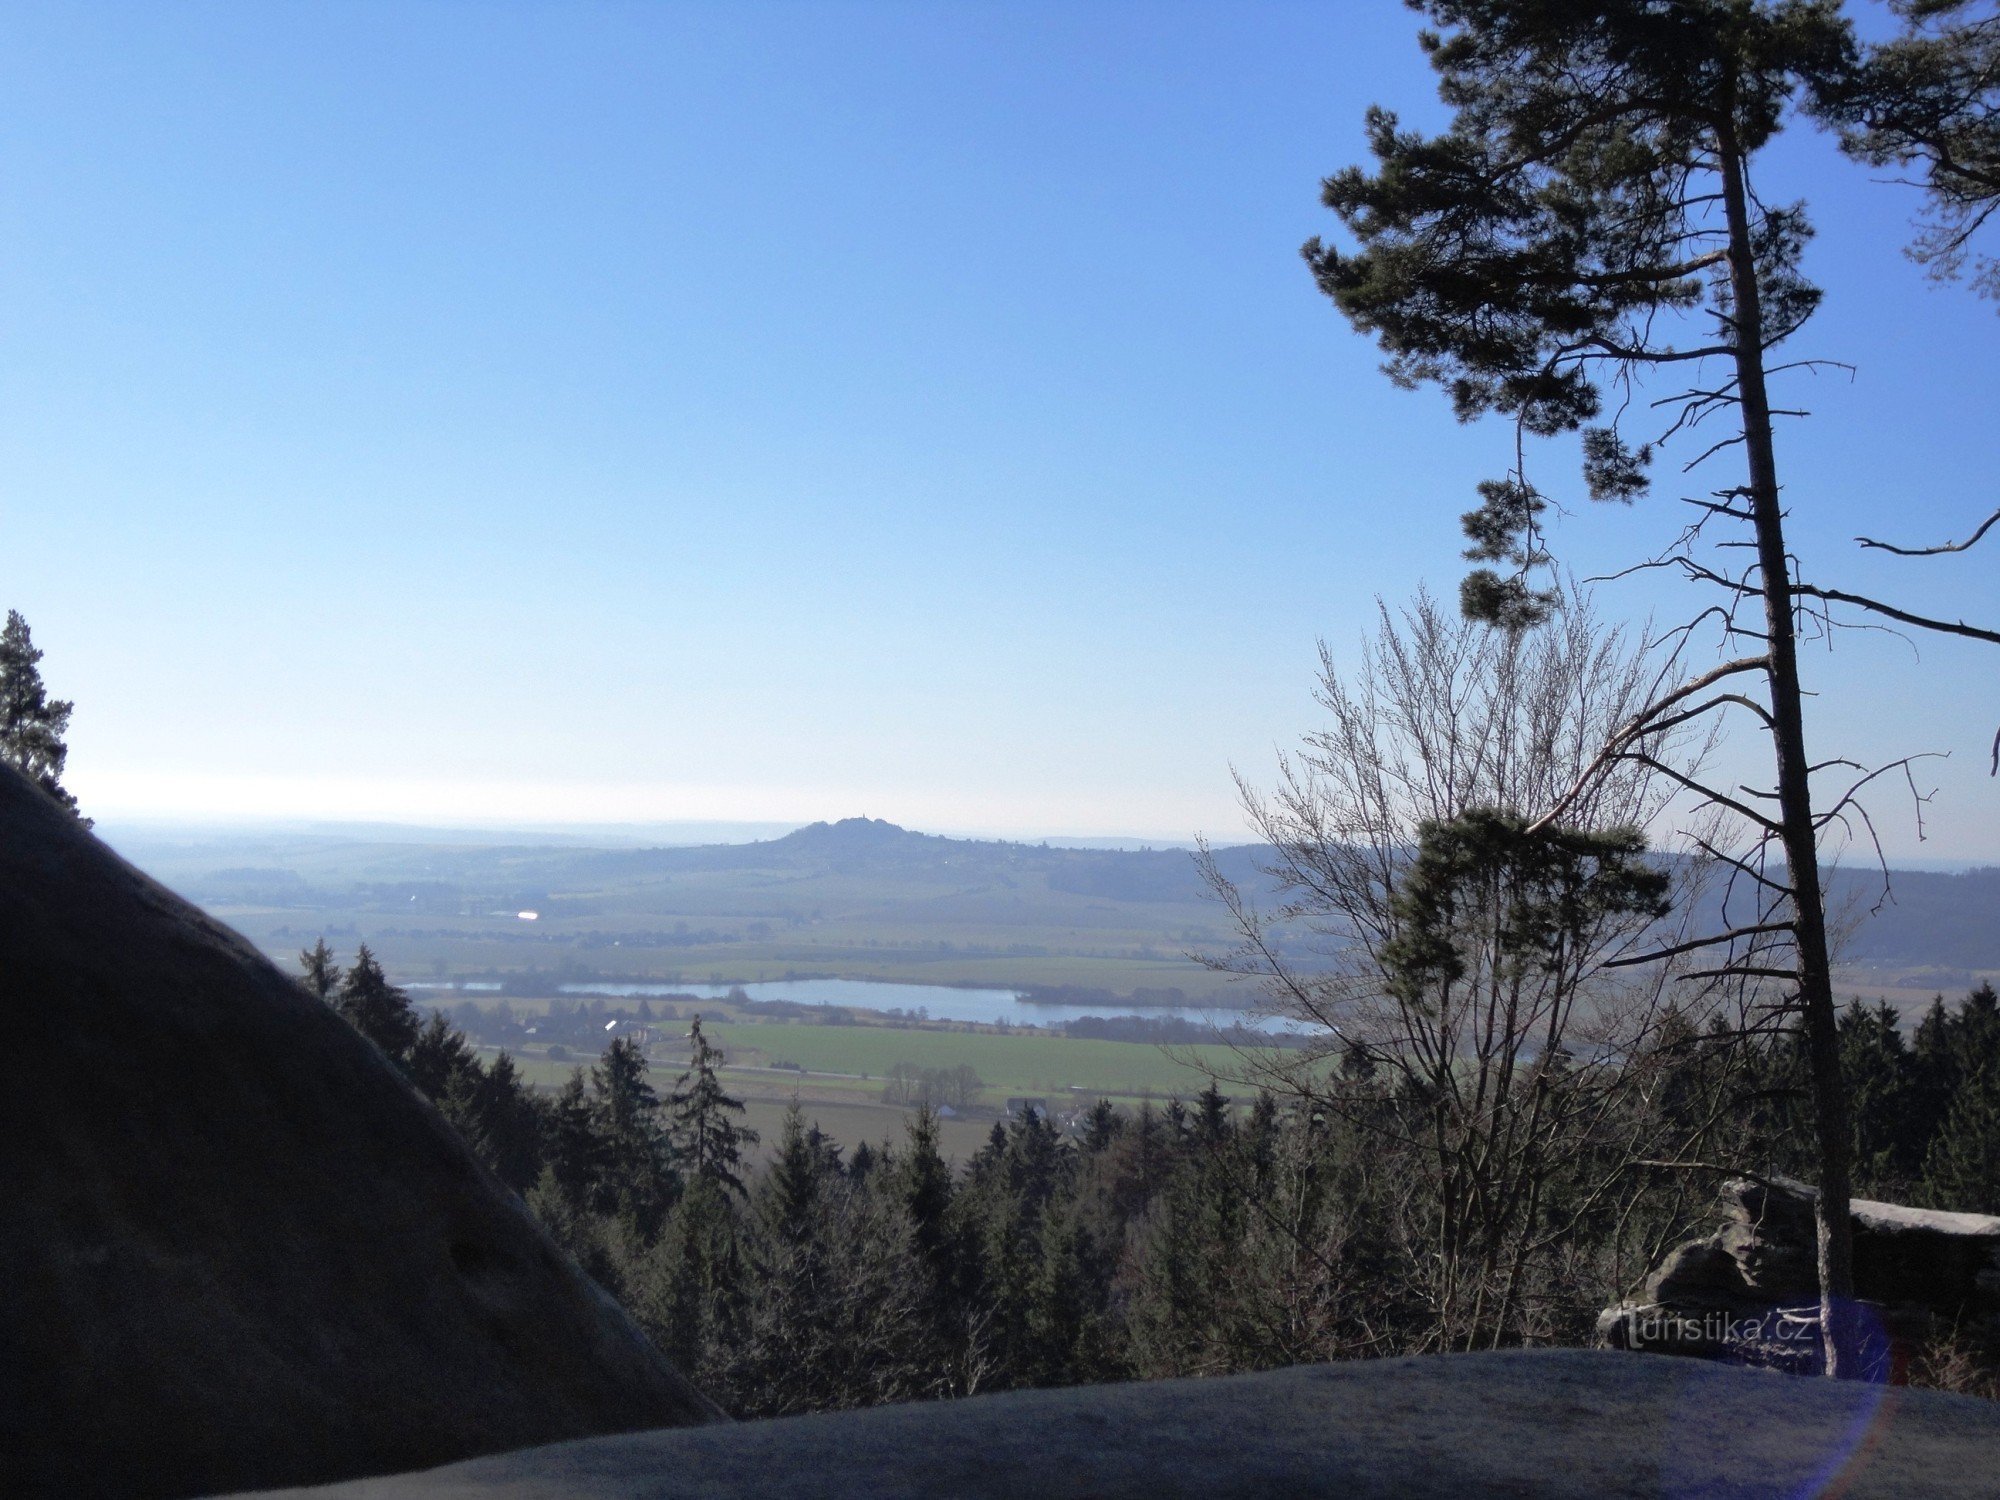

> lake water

[{"left": 549, "top": 977, "right": 1296, "bottom": 1033}]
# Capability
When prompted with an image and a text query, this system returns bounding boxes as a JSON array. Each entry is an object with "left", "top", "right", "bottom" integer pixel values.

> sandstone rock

[
  {"left": 1600, "top": 1174, "right": 2000, "bottom": 1373},
  {"left": 233, "top": 1349, "right": 2000, "bottom": 1500},
  {"left": 0, "top": 766, "right": 720, "bottom": 1500}
]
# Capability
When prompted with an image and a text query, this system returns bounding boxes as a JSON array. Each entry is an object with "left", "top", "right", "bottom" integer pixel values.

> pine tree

[
  {"left": 470, "top": 1051, "right": 544, "bottom": 1192},
  {"left": 1303, "top": 0, "right": 1917, "bottom": 1376},
  {"left": 333, "top": 945, "right": 419, "bottom": 1064},
  {"left": 592, "top": 1035, "right": 674, "bottom": 1239},
  {"left": 1816, "top": 0, "right": 2000, "bottom": 299},
  {"left": 297, "top": 938, "right": 342, "bottom": 1004},
  {"left": 0, "top": 609, "right": 82, "bottom": 818},
  {"left": 1923, "top": 1078, "right": 2000, "bottom": 1211},
  {"left": 665, "top": 1016, "right": 758, "bottom": 1196},
  {"left": 410, "top": 1010, "right": 482, "bottom": 1104}
]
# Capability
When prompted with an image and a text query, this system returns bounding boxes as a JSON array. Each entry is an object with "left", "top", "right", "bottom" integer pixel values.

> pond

[{"left": 551, "top": 977, "right": 1297, "bottom": 1033}]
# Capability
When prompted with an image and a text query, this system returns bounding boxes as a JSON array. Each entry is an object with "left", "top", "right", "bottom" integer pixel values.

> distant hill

[
  {"left": 1822, "top": 864, "right": 2000, "bottom": 969},
  {"left": 100, "top": 817, "right": 1998, "bottom": 993}
]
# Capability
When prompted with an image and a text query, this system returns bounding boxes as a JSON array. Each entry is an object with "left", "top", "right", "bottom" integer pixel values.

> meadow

[{"left": 489, "top": 1012, "right": 1271, "bottom": 1163}]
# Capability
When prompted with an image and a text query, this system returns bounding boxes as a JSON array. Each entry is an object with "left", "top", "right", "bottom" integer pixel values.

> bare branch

[
  {"left": 1791, "top": 584, "right": 2000, "bottom": 645},
  {"left": 1616, "top": 751, "right": 1784, "bottom": 834},
  {"left": 1855, "top": 506, "right": 2000, "bottom": 558},
  {"left": 1526, "top": 656, "right": 1767, "bottom": 834},
  {"left": 1601, "top": 921, "right": 1795, "bottom": 969}
]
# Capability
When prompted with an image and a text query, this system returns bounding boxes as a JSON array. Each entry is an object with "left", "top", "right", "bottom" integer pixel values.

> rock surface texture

[
  {"left": 1598, "top": 1175, "right": 2000, "bottom": 1372},
  {"left": 240, "top": 1349, "right": 2000, "bottom": 1500},
  {"left": 0, "top": 766, "right": 719, "bottom": 1500}
]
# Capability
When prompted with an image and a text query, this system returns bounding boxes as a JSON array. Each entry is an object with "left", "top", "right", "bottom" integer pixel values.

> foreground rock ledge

[
  {"left": 0, "top": 764, "right": 718, "bottom": 1500},
  {"left": 1600, "top": 1175, "right": 2000, "bottom": 1371},
  {"left": 239, "top": 1350, "right": 2000, "bottom": 1500}
]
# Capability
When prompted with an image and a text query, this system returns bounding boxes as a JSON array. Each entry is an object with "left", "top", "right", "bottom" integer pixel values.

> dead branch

[
  {"left": 1601, "top": 920, "right": 1795, "bottom": 969},
  {"left": 1790, "top": 584, "right": 2000, "bottom": 645},
  {"left": 1855, "top": 506, "right": 2000, "bottom": 558}
]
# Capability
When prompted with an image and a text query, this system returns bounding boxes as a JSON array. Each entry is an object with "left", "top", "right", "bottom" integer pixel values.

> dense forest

[{"left": 309, "top": 939, "right": 2000, "bottom": 1412}]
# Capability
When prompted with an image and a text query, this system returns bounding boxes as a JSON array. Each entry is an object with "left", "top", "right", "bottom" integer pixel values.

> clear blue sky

[{"left": 3, "top": 1, "right": 1994, "bottom": 857}]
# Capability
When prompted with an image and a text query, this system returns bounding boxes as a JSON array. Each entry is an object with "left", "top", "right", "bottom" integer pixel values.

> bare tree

[{"left": 1203, "top": 592, "right": 1753, "bottom": 1353}]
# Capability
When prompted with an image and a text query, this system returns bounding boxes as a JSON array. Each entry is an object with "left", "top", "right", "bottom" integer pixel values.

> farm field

[
  {"left": 492, "top": 1048, "right": 1001, "bottom": 1162},
  {"left": 496, "top": 1016, "right": 1258, "bottom": 1101},
  {"left": 487, "top": 1014, "right": 1277, "bottom": 1164},
  {"left": 700, "top": 1020, "right": 1249, "bottom": 1098}
]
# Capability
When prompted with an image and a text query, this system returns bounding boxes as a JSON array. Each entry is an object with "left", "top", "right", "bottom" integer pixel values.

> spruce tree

[
  {"left": 1837, "top": 1000, "right": 1920, "bottom": 1192},
  {"left": 0, "top": 609, "right": 82, "bottom": 818},
  {"left": 1908, "top": 995, "right": 1962, "bottom": 1152},
  {"left": 470, "top": 1051, "right": 544, "bottom": 1192},
  {"left": 1919, "top": 983, "right": 2000, "bottom": 1209},
  {"left": 1079, "top": 1098, "right": 1123, "bottom": 1155},
  {"left": 1923, "top": 1077, "right": 2000, "bottom": 1210},
  {"left": 297, "top": 938, "right": 342, "bottom": 1004},
  {"left": 333, "top": 945, "right": 420, "bottom": 1064},
  {"left": 740, "top": 1104, "right": 848, "bottom": 1408},
  {"left": 896, "top": 1104, "right": 981, "bottom": 1392},
  {"left": 410, "top": 1010, "right": 482, "bottom": 1104},
  {"left": 665, "top": 1017, "right": 758, "bottom": 1197},
  {"left": 632, "top": 1172, "right": 744, "bottom": 1393},
  {"left": 539, "top": 1067, "right": 612, "bottom": 1213},
  {"left": 591, "top": 1035, "right": 674, "bottom": 1238}
]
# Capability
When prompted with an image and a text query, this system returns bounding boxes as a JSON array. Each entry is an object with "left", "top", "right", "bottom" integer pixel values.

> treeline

[
  {"left": 878, "top": 1062, "right": 983, "bottom": 1110},
  {"left": 1021, "top": 985, "right": 1244, "bottom": 1011},
  {"left": 1062, "top": 1013, "right": 1310, "bottom": 1048},
  {"left": 1834, "top": 983, "right": 2000, "bottom": 1207}
]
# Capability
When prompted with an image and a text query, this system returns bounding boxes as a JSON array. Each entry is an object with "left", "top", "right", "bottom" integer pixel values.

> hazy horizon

[
  {"left": 8, "top": 2, "right": 1996, "bottom": 861},
  {"left": 87, "top": 809, "right": 1997, "bottom": 871},
  {"left": 91, "top": 809, "right": 1210, "bottom": 852}
]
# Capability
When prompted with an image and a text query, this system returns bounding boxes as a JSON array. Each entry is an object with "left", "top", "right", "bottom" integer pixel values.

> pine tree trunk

[{"left": 1718, "top": 124, "right": 1857, "bottom": 1379}]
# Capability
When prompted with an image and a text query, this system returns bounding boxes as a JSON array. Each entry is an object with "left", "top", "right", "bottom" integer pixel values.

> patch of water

[{"left": 554, "top": 977, "right": 1296, "bottom": 1033}]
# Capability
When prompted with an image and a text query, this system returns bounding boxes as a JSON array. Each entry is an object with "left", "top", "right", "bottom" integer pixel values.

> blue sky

[{"left": 3, "top": 1, "right": 1995, "bottom": 857}]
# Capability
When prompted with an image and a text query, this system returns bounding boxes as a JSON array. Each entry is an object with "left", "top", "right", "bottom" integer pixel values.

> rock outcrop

[
  {"left": 236, "top": 1348, "right": 2000, "bottom": 1500},
  {"left": 0, "top": 766, "right": 719, "bottom": 1500},
  {"left": 1598, "top": 1175, "right": 2000, "bottom": 1372}
]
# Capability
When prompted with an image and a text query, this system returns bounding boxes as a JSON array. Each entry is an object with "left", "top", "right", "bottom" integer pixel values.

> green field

[
  {"left": 502, "top": 1016, "right": 1255, "bottom": 1100},
  {"left": 488, "top": 1013, "right": 1277, "bottom": 1164},
  {"left": 702, "top": 1020, "right": 1246, "bottom": 1098}
]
